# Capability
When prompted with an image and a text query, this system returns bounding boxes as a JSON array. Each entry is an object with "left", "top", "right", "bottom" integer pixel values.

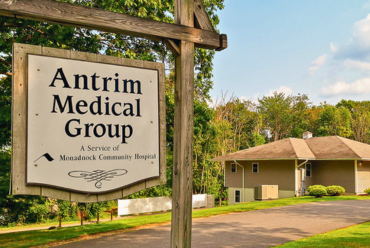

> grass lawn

[
  {"left": 278, "top": 221, "right": 370, "bottom": 248},
  {"left": 1, "top": 195, "right": 369, "bottom": 248},
  {"left": 0, "top": 212, "right": 116, "bottom": 231}
]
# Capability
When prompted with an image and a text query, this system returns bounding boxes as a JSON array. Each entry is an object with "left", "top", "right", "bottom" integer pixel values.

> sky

[{"left": 211, "top": 0, "right": 370, "bottom": 105}]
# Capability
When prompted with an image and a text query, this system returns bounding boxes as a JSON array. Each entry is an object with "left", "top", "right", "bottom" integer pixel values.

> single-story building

[{"left": 212, "top": 132, "right": 370, "bottom": 205}]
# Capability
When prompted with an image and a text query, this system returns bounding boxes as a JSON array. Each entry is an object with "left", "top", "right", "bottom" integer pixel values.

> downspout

[
  {"left": 295, "top": 158, "right": 309, "bottom": 197},
  {"left": 355, "top": 160, "right": 358, "bottom": 195},
  {"left": 234, "top": 160, "right": 245, "bottom": 202}
]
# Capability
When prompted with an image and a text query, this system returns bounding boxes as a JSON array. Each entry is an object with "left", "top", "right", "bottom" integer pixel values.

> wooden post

[
  {"left": 111, "top": 211, "right": 113, "bottom": 221},
  {"left": 59, "top": 216, "right": 62, "bottom": 228},
  {"left": 171, "top": 0, "right": 194, "bottom": 247},
  {"left": 97, "top": 212, "right": 100, "bottom": 224},
  {"left": 81, "top": 212, "right": 84, "bottom": 226}
]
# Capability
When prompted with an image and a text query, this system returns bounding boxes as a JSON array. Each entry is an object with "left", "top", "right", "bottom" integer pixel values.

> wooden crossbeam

[
  {"left": 164, "top": 39, "right": 181, "bottom": 57},
  {"left": 194, "top": 0, "right": 214, "bottom": 31},
  {"left": 0, "top": 0, "right": 226, "bottom": 50}
]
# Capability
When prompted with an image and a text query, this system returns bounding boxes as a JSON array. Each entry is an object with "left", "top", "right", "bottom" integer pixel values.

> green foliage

[
  {"left": 307, "top": 185, "right": 327, "bottom": 198},
  {"left": 251, "top": 132, "right": 265, "bottom": 147},
  {"left": 258, "top": 92, "right": 293, "bottom": 141},
  {"left": 30, "top": 204, "right": 49, "bottom": 223},
  {"left": 326, "top": 185, "right": 345, "bottom": 196},
  {"left": 317, "top": 105, "right": 352, "bottom": 137},
  {"left": 364, "top": 188, "right": 370, "bottom": 195},
  {"left": 57, "top": 200, "right": 71, "bottom": 218},
  {"left": 0, "top": 77, "right": 11, "bottom": 146}
]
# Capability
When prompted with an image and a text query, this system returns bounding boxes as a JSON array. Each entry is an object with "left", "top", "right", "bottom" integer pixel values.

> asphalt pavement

[{"left": 58, "top": 200, "right": 370, "bottom": 248}]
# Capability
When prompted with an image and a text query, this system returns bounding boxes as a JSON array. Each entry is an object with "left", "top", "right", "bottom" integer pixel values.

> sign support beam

[
  {"left": 171, "top": 1, "right": 194, "bottom": 247},
  {"left": 0, "top": 0, "right": 226, "bottom": 50}
]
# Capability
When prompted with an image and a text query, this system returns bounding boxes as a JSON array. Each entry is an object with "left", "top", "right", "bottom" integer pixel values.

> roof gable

[
  {"left": 213, "top": 138, "right": 310, "bottom": 161},
  {"left": 305, "top": 136, "right": 360, "bottom": 159},
  {"left": 289, "top": 138, "right": 315, "bottom": 159},
  {"left": 337, "top": 136, "right": 370, "bottom": 158},
  {"left": 213, "top": 136, "right": 370, "bottom": 161}
]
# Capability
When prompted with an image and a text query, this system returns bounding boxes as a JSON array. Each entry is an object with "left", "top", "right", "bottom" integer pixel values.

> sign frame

[{"left": 11, "top": 43, "right": 166, "bottom": 202}]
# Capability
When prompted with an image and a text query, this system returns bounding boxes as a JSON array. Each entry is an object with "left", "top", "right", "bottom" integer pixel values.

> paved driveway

[{"left": 59, "top": 200, "right": 370, "bottom": 248}]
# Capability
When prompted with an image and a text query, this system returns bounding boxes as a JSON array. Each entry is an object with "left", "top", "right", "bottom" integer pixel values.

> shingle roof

[{"left": 212, "top": 136, "right": 370, "bottom": 161}]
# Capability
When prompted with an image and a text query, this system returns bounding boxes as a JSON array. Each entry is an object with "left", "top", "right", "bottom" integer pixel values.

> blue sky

[{"left": 212, "top": 0, "right": 370, "bottom": 105}]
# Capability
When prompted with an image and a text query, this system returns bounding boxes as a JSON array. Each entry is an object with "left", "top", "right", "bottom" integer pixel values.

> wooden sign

[
  {"left": 12, "top": 43, "right": 166, "bottom": 202},
  {"left": 1, "top": 0, "right": 228, "bottom": 245}
]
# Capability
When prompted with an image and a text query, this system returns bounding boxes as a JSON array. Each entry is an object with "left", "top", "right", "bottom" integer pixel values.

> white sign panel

[{"left": 27, "top": 55, "right": 160, "bottom": 193}]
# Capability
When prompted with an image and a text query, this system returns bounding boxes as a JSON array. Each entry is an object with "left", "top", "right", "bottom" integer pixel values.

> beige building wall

[
  {"left": 225, "top": 160, "right": 295, "bottom": 190},
  {"left": 312, "top": 160, "right": 355, "bottom": 193},
  {"left": 226, "top": 160, "right": 296, "bottom": 205},
  {"left": 228, "top": 187, "right": 254, "bottom": 205},
  {"left": 225, "top": 159, "right": 360, "bottom": 204},
  {"left": 225, "top": 162, "right": 243, "bottom": 188},
  {"left": 228, "top": 187, "right": 295, "bottom": 205},
  {"left": 358, "top": 161, "right": 370, "bottom": 194},
  {"left": 279, "top": 190, "right": 295, "bottom": 198}
]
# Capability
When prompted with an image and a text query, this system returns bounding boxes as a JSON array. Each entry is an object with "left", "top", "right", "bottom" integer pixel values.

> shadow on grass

[{"left": 1, "top": 196, "right": 370, "bottom": 248}]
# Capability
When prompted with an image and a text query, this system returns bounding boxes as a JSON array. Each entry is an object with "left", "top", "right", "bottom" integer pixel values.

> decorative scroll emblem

[{"left": 68, "top": 169, "right": 128, "bottom": 189}]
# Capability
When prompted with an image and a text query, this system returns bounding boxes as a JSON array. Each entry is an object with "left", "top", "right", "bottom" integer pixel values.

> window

[
  {"left": 306, "top": 163, "right": 311, "bottom": 177},
  {"left": 231, "top": 163, "right": 237, "bottom": 173},
  {"left": 252, "top": 163, "right": 259, "bottom": 173},
  {"left": 235, "top": 190, "right": 241, "bottom": 203}
]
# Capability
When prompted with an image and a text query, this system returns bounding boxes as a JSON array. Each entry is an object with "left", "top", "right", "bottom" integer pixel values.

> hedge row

[{"left": 307, "top": 185, "right": 345, "bottom": 198}]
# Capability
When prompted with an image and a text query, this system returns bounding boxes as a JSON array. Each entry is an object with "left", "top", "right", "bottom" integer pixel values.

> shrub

[
  {"left": 307, "top": 185, "right": 326, "bottom": 193},
  {"left": 326, "top": 185, "right": 345, "bottom": 196},
  {"left": 307, "top": 185, "right": 327, "bottom": 198},
  {"left": 364, "top": 188, "right": 370, "bottom": 195}
]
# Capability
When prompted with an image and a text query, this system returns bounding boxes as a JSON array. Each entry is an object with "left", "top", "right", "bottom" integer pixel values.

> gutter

[
  {"left": 213, "top": 157, "right": 370, "bottom": 162},
  {"left": 233, "top": 160, "right": 245, "bottom": 203}
]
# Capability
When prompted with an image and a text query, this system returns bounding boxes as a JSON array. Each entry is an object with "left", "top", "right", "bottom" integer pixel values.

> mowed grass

[
  {"left": 278, "top": 221, "right": 370, "bottom": 248},
  {"left": 1, "top": 195, "right": 370, "bottom": 248},
  {"left": 0, "top": 212, "right": 116, "bottom": 231}
]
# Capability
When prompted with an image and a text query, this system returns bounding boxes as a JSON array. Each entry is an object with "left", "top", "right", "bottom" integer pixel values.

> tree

[
  {"left": 351, "top": 108, "right": 370, "bottom": 143},
  {"left": 0, "top": 77, "right": 11, "bottom": 147},
  {"left": 336, "top": 100, "right": 370, "bottom": 143},
  {"left": 289, "top": 94, "right": 312, "bottom": 138},
  {"left": 258, "top": 92, "right": 292, "bottom": 141},
  {"left": 316, "top": 104, "right": 352, "bottom": 137}
]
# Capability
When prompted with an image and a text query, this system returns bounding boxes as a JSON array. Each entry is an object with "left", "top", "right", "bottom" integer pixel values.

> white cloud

[
  {"left": 353, "top": 14, "right": 370, "bottom": 48},
  {"left": 308, "top": 54, "right": 327, "bottom": 76},
  {"left": 335, "top": 14, "right": 370, "bottom": 61},
  {"left": 363, "top": 0, "right": 370, "bottom": 9},
  {"left": 330, "top": 43, "right": 337, "bottom": 53},
  {"left": 239, "top": 95, "right": 248, "bottom": 102},
  {"left": 321, "top": 78, "right": 370, "bottom": 96},
  {"left": 207, "top": 96, "right": 217, "bottom": 108},
  {"left": 250, "top": 93, "right": 260, "bottom": 104},
  {"left": 266, "top": 86, "right": 292, "bottom": 97},
  {"left": 343, "top": 59, "right": 370, "bottom": 70}
]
